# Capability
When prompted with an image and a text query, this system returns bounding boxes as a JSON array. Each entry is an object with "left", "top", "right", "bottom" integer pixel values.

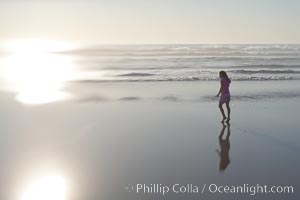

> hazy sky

[{"left": 1, "top": 0, "right": 300, "bottom": 44}]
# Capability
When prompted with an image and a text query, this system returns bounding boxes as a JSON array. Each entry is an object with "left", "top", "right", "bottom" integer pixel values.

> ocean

[{"left": 62, "top": 44, "right": 300, "bottom": 82}]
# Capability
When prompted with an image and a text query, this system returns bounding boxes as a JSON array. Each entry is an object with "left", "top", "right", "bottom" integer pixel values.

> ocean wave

[
  {"left": 242, "top": 45, "right": 300, "bottom": 51},
  {"left": 57, "top": 44, "right": 300, "bottom": 83},
  {"left": 60, "top": 44, "right": 300, "bottom": 57},
  {"left": 66, "top": 51, "right": 300, "bottom": 57},
  {"left": 230, "top": 69, "right": 300, "bottom": 74},
  {"left": 101, "top": 66, "right": 196, "bottom": 71},
  {"left": 74, "top": 76, "right": 296, "bottom": 83},
  {"left": 170, "top": 46, "right": 196, "bottom": 51},
  {"left": 209, "top": 64, "right": 300, "bottom": 69},
  {"left": 116, "top": 73, "right": 155, "bottom": 77}
]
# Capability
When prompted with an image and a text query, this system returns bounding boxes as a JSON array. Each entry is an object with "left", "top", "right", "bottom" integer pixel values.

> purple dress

[{"left": 219, "top": 78, "right": 231, "bottom": 104}]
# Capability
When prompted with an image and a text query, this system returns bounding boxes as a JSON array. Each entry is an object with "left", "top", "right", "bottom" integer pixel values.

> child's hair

[{"left": 219, "top": 71, "right": 230, "bottom": 81}]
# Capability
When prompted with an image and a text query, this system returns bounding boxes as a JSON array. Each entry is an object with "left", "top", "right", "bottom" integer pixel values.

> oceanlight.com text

[{"left": 208, "top": 183, "right": 294, "bottom": 195}]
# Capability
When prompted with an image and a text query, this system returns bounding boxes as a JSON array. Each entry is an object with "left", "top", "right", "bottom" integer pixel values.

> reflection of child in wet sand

[
  {"left": 215, "top": 71, "right": 231, "bottom": 123},
  {"left": 216, "top": 123, "right": 231, "bottom": 171}
]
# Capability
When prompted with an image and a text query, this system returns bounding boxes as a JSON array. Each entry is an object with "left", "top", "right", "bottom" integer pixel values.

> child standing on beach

[{"left": 215, "top": 71, "right": 231, "bottom": 123}]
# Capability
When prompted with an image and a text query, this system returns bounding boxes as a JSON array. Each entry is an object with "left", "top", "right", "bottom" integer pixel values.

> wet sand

[{"left": 0, "top": 80, "right": 299, "bottom": 200}]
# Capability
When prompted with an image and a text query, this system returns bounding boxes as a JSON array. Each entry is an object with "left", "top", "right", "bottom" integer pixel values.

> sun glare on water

[{"left": 2, "top": 39, "right": 77, "bottom": 105}]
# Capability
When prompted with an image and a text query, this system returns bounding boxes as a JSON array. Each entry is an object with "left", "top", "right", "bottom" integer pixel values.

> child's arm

[{"left": 215, "top": 83, "right": 223, "bottom": 97}]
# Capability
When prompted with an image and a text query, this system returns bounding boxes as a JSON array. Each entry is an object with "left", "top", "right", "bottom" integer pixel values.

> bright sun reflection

[
  {"left": 3, "top": 39, "right": 77, "bottom": 105},
  {"left": 21, "top": 175, "right": 67, "bottom": 200}
]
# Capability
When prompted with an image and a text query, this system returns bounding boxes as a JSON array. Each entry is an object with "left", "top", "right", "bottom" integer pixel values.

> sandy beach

[{"left": 0, "top": 80, "right": 299, "bottom": 199}]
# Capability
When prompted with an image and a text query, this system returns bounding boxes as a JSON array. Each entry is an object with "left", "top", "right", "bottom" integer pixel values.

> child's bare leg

[
  {"left": 219, "top": 103, "right": 226, "bottom": 122},
  {"left": 226, "top": 102, "right": 231, "bottom": 122}
]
